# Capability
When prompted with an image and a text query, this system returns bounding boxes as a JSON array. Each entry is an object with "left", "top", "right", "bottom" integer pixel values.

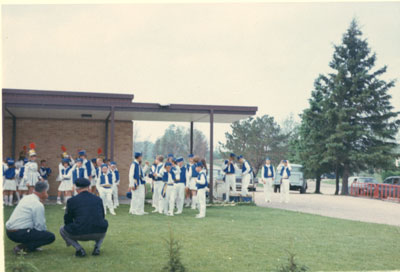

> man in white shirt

[
  {"left": 277, "top": 160, "right": 292, "bottom": 203},
  {"left": 237, "top": 155, "right": 252, "bottom": 196},
  {"left": 260, "top": 157, "right": 275, "bottom": 203},
  {"left": 5, "top": 182, "right": 55, "bottom": 254}
]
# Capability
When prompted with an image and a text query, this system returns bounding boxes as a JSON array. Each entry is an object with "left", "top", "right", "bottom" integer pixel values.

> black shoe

[
  {"left": 75, "top": 248, "right": 86, "bottom": 257},
  {"left": 92, "top": 247, "right": 100, "bottom": 256},
  {"left": 13, "top": 245, "right": 24, "bottom": 255}
]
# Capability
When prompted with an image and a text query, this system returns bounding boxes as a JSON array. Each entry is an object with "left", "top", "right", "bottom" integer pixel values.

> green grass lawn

[{"left": 3, "top": 204, "right": 400, "bottom": 272}]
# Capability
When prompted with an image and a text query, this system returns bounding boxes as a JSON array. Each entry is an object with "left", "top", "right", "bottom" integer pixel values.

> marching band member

[
  {"left": 93, "top": 157, "right": 104, "bottom": 195},
  {"left": 39, "top": 160, "right": 52, "bottom": 189},
  {"left": 174, "top": 157, "right": 186, "bottom": 214},
  {"left": 14, "top": 156, "right": 26, "bottom": 204},
  {"left": 78, "top": 150, "right": 95, "bottom": 190},
  {"left": 149, "top": 159, "right": 158, "bottom": 209},
  {"left": 128, "top": 152, "right": 148, "bottom": 215},
  {"left": 57, "top": 158, "right": 73, "bottom": 206},
  {"left": 110, "top": 162, "right": 120, "bottom": 209},
  {"left": 153, "top": 155, "right": 165, "bottom": 214},
  {"left": 261, "top": 157, "right": 275, "bottom": 203},
  {"left": 167, "top": 154, "right": 174, "bottom": 163},
  {"left": 3, "top": 159, "right": 18, "bottom": 206},
  {"left": 72, "top": 158, "right": 88, "bottom": 195},
  {"left": 237, "top": 155, "right": 252, "bottom": 196},
  {"left": 195, "top": 162, "right": 208, "bottom": 219},
  {"left": 25, "top": 143, "right": 43, "bottom": 195},
  {"left": 162, "top": 162, "right": 176, "bottom": 216},
  {"left": 16, "top": 158, "right": 29, "bottom": 201},
  {"left": 184, "top": 154, "right": 194, "bottom": 207},
  {"left": 57, "top": 146, "right": 74, "bottom": 182},
  {"left": 187, "top": 156, "right": 200, "bottom": 210},
  {"left": 222, "top": 153, "right": 238, "bottom": 202},
  {"left": 277, "top": 160, "right": 292, "bottom": 203},
  {"left": 97, "top": 164, "right": 116, "bottom": 215}
]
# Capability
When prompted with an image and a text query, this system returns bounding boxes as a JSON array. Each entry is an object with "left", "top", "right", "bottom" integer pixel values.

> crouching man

[
  {"left": 5, "top": 182, "right": 55, "bottom": 254},
  {"left": 60, "top": 178, "right": 108, "bottom": 257}
]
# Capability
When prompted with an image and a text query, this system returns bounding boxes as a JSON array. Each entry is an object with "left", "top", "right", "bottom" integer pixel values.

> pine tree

[
  {"left": 317, "top": 19, "right": 399, "bottom": 194},
  {"left": 291, "top": 78, "right": 332, "bottom": 193}
]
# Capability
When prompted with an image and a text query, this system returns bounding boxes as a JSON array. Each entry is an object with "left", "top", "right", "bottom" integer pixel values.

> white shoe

[
  {"left": 142, "top": 212, "right": 149, "bottom": 215},
  {"left": 191, "top": 207, "right": 196, "bottom": 210},
  {"left": 175, "top": 211, "right": 182, "bottom": 215},
  {"left": 110, "top": 211, "right": 116, "bottom": 215},
  {"left": 57, "top": 200, "right": 62, "bottom": 205},
  {"left": 195, "top": 214, "right": 205, "bottom": 219},
  {"left": 63, "top": 206, "right": 66, "bottom": 210},
  {"left": 152, "top": 209, "right": 158, "bottom": 213}
]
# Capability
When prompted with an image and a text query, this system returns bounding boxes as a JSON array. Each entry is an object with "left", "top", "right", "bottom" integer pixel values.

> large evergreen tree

[{"left": 295, "top": 19, "right": 399, "bottom": 195}]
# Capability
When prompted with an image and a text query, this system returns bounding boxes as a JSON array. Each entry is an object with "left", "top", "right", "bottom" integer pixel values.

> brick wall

[{"left": 2, "top": 118, "right": 133, "bottom": 196}]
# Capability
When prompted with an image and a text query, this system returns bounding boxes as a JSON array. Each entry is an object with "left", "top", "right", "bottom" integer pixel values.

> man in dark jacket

[{"left": 59, "top": 178, "right": 108, "bottom": 257}]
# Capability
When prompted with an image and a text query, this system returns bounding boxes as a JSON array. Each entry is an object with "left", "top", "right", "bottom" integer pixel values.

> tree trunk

[
  {"left": 341, "top": 163, "right": 350, "bottom": 195},
  {"left": 315, "top": 173, "right": 321, "bottom": 194},
  {"left": 334, "top": 167, "right": 340, "bottom": 195}
]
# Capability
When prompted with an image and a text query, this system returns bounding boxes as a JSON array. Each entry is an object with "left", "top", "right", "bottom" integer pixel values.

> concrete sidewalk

[{"left": 255, "top": 181, "right": 400, "bottom": 227}]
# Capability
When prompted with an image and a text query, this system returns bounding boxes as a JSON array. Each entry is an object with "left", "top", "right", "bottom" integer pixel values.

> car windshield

[{"left": 291, "top": 166, "right": 302, "bottom": 172}]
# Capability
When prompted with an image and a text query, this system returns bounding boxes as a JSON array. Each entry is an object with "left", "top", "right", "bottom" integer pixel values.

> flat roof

[{"left": 3, "top": 88, "right": 257, "bottom": 123}]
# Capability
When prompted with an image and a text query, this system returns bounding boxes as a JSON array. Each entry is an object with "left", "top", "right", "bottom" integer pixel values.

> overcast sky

[{"left": 2, "top": 3, "right": 400, "bottom": 146}]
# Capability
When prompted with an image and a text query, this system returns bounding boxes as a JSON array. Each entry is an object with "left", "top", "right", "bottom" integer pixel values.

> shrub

[
  {"left": 274, "top": 250, "right": 308, "bottom": 272},
  {"left": 162, "top": 226, "right": 186, "bottom": 272},
  {"left": 7, "top": 250, "right": 39, "bottom": 272}
]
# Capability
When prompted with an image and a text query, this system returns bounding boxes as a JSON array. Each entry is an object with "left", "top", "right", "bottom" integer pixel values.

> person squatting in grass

[
  {"left": 6, "top": 182, "right": 55, "bottom": 254},
  {"left": 60, "top": 178, "right": 108, "bottom": 257}
]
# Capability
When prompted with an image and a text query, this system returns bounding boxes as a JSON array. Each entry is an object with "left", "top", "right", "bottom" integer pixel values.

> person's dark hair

[
  {"left": 40, "top": 160, "right": 46, "bottom": 164},
  {"left": 193, "top": 156, "right": 200, "bottom": 163},
  {"left": 34, "top": 182, "right": 48, "bottom": 193},
  {"left": 201, "top": 159, "right": 207, "bottom": 171},
  {"left": 158, "top": 155, "right": 164, "bottom": 163}
]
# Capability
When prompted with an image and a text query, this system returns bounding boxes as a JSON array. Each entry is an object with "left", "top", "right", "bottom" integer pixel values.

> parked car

[
  {"left": 321, "top": 173, "right": 336, "bottom": 179},
  {"left": 383, "top": 176, "right": 400, "bottom": 185},
  {"left": 347, "top": 176, "right": 379, "bottom": 193},
  {"left": 273, "top": 164, "right": 307, "bottom": 194}
]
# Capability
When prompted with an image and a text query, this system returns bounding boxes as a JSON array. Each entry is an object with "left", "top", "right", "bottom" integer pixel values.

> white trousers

[
  {"left": 99, "top": 187, "right": 114, "bottom": 214},
  {"left": 130, "top": 184, "right": 145, "bottom": 214},
  {"left": 263, "top": 178, "right": 273, "bottom": 202},
  {"left": 165, "top": 185, "right": 176, "bottom": 215},
  {"left": 197, "top": 188, "right": 206, "bottom": 217},
  {"left": 280, "top": 179, "right": 290, "bottom": 203},
  {"left": 158, "top": 183, "right": 167, "bottom": 213},
  {"left": 241, "top": 174, "right": 251, "bottom": 196},
  {"left": 225, "top": 174, "right": 236, "bottom": 200},
  {"left": 112, "top": 184, "right": 119, "bottom": 208},
  {"left": 153, "top": 181, "right": 163, "bottom": 210},
  {"left": 174, "top": 183, "right": 185, "bottom": 213}
]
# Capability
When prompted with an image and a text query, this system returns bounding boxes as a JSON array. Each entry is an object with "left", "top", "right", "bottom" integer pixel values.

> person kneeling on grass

[
  {"left": 60, "top": 178, "right": 109, "bottom": 257},
  {"left": 195, "top": 162, "right": 208, "bottom": 219},
  {"left": 5, "top": 182, "right": 55, "bottom": 254}
]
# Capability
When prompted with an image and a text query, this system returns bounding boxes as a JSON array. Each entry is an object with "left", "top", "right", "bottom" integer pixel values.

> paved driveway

[{"left": 254, "top": 181, "right": 400, "bottom": 227}]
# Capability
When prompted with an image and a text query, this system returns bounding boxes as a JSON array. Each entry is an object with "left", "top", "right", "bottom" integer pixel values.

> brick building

[{"left": 2, "top": 89, "right": 257, "bottom": 199}]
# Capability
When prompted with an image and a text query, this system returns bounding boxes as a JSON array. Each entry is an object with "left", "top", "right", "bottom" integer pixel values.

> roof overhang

[{"left": 3, "top": 88, "right": 257, "bottom": 123}]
